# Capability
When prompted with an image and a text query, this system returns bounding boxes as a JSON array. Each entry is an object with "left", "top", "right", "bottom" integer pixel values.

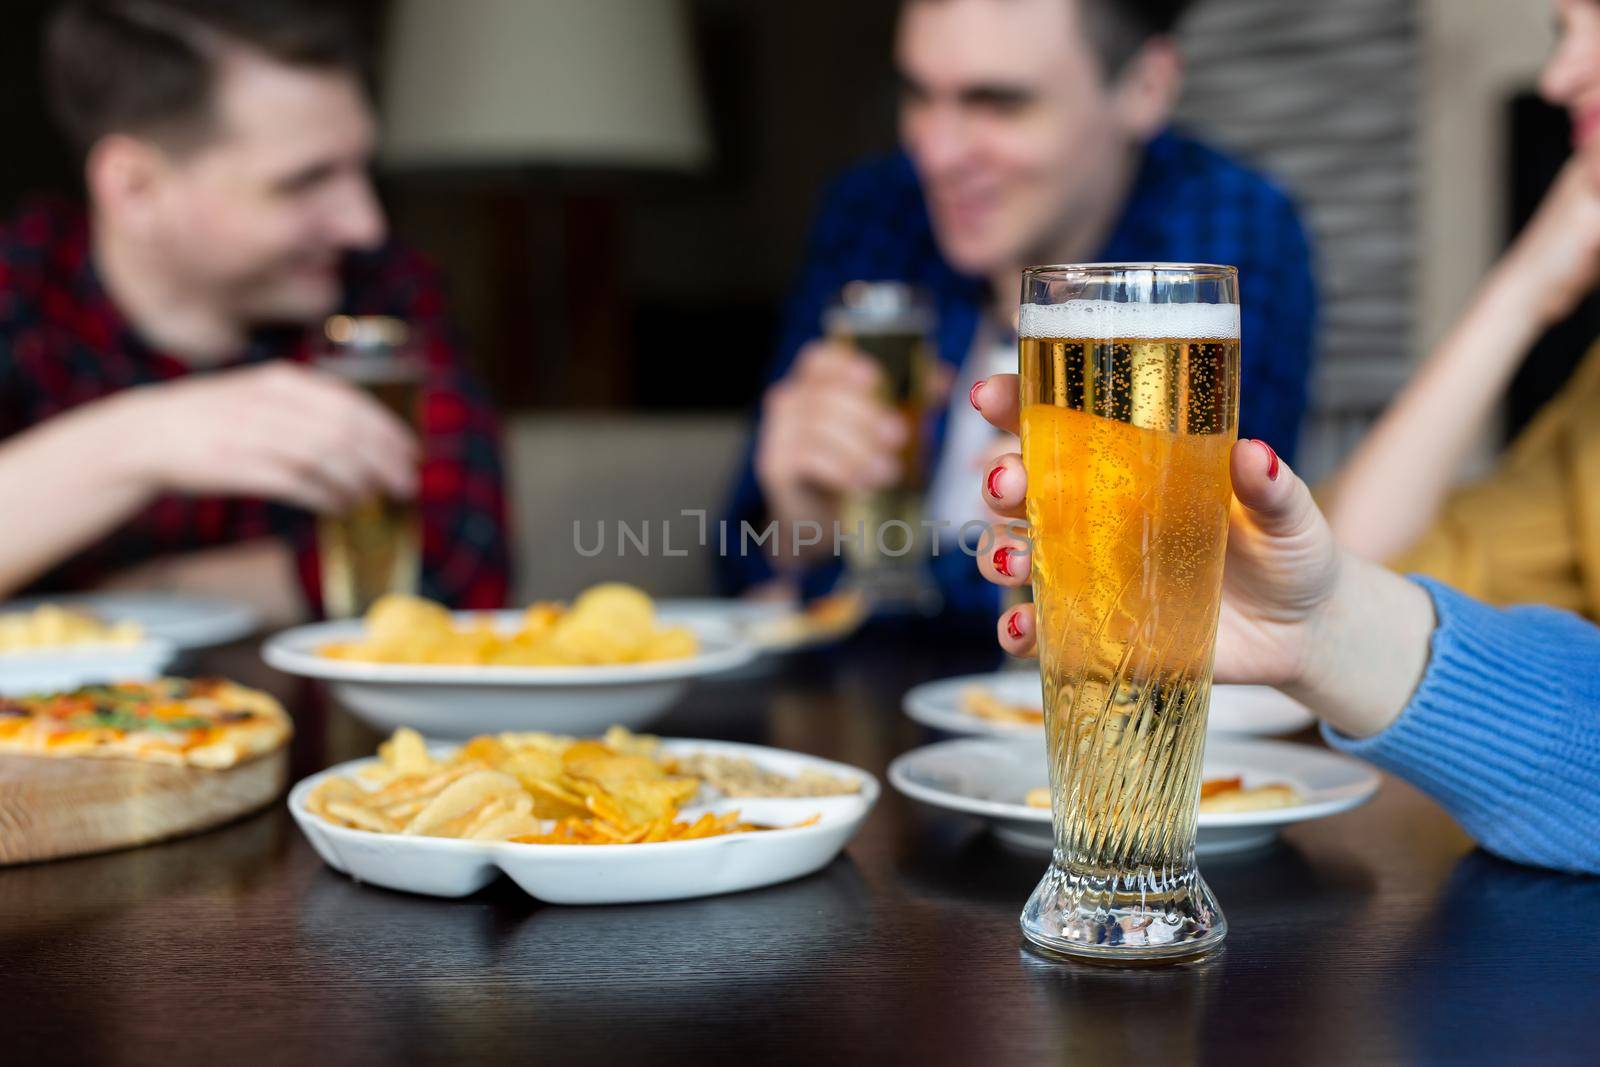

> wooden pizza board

[{"left": 0, "top": 746, "right": 288, "bottom": 865}]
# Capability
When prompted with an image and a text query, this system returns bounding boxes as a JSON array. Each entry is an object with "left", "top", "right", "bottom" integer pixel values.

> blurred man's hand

[
  {"left": 753, "top": 340, "right": 907, "bottom": 563},
  {"left": 112, "top": 361, "right": 418, "bottom": 514}
]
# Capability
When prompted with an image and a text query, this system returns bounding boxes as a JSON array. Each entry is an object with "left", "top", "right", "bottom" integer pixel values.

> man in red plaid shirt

[{"left": 0, "top": 0, "right": 510, "bottom": 623}]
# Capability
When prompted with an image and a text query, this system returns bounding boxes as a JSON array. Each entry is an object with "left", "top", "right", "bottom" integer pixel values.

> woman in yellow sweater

[{"left": 1326, "top": 0, "right": 1600, "bottom": 616}]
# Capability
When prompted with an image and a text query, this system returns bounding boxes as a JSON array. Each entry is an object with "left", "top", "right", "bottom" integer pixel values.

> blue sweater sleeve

[{"left": 1323, "top": 577, "right": 1600, "bottom": 875}]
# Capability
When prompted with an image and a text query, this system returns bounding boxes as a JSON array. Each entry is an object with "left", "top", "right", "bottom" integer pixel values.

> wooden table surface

[{"left": 3, "top": 623, "right": 1597, "bottom": 1066}]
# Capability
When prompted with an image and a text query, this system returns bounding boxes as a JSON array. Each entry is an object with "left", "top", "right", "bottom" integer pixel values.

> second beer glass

[
  {"left": 824, "top": 282, "right": 938, "bottom": 610},
  {"left": 315, "top": 314, "right": 423, "bottom": 619}
]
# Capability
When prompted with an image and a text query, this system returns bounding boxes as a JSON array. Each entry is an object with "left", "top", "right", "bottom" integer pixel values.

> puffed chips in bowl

[{"left": 262, "top": 583, "right": 757, "bottom": 736}]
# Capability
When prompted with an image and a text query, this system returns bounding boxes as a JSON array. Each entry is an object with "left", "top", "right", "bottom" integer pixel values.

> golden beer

[
  {"left": 825, "top": 283, "right": 937, "bottom": 604},
  {"left": 1017, "top": 267, "right": 1239, "bottom": 962},
  {"left": 315, "top": 318, "right": 422, "bottom": 619}
]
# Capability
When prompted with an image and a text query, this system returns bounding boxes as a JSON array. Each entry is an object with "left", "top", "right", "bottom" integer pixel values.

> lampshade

[{"left": 380, "top": 0, "right": 710, "bottom": 171}]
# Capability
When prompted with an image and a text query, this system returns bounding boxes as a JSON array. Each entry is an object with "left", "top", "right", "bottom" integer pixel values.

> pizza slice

[{"left": 0, "top": 677, "right": 291, "bottom": 769}]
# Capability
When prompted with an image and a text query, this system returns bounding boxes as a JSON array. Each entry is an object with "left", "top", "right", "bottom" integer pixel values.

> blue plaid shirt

[{"left": 720, "top": 129, "right": 1318, "bottom": 614}]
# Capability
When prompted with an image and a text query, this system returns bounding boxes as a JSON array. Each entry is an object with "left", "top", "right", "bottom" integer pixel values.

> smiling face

[
  {"left": 895, "top": 0, "right": 1168, "bottom": 279},
  {"left": 144, "top": 47, "right": 386, "bottom": 326},
  {"left": 1544, "top": 0, "right": 1600, "bottom": 188}
]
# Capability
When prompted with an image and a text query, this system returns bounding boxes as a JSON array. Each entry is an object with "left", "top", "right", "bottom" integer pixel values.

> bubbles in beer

[{"left": 1020, "top": 312, "right": 1239, "bottom": 876}]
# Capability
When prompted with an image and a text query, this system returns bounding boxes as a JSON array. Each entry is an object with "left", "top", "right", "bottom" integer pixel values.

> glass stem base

[{"left": 1020, "top": 853, "right": 1226, "bottom": 964}]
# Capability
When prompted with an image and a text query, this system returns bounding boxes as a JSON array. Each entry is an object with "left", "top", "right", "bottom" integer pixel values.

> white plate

[
  {"left": 904, "top": 673, "right": 1315, "bottom": 739},
  {"left": 1208, "top": 685, "right": 1316, "bottom": 735},
  {"left": 262, "top": 612, "right": 758, "bottom": 737},
  {"left": 903, "top": 671, "right": 1045, "bottom": 738},
  {"left": 657, "top": 598, "right": 792, "bottom": 634},
  {"left": 660, "top": 597, "right": 864, "bottom": 654},
  {"left": 289, "top": 738, "right": 878, "bottom": 903},
  {"left": 888, "top": 736, "right": 1379, "bottom": 856},
  {"left": 0, "top": 640, "right": 176, "bottom": 696},
  {"left": 1, "top": 592, "right": 260, "bottom": 651}
]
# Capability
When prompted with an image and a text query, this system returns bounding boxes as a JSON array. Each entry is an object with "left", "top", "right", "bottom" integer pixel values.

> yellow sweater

[{"left": 1393, "top": 343, "right": 1600, "bottom": 617}]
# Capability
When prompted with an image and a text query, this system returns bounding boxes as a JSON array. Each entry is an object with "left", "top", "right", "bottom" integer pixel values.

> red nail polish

[
  {"left": 1255, "top": 439, "right": 1280, "bottom": 481},
  {"left": 993, "top": 546, "right": 1013, "bottom": 577},
  {"left": 969, "top": 380, "right": 985, "bottom": 411},
  {"left": 986, "top": 464, "right": 1006, "bottom": 499},
  {"left": 1005, "top": 609, "right": 1026, "bottom": 641}
]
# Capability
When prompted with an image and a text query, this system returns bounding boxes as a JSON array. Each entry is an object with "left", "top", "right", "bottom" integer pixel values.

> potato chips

[
  {"left": 317, "top": 582, "right": 699, "bottom": 667},
  {"left": 305, "top": 725, "right": 823, "bottom": 846}
]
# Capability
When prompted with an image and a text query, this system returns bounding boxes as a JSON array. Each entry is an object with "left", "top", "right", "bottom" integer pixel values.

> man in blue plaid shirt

[{"left": 722, "top": 0, "right": 1317, "bottom": 616}]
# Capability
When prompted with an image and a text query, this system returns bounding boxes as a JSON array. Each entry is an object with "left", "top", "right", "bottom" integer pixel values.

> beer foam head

[{"left": 1020, "top": 300, "right": 1239, "bottom": 340}]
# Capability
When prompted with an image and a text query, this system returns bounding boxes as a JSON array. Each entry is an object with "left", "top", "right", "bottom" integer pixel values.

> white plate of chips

[
  {"left": 2, "top": 592, "right": 259, "bottom": 651},
  {"left": 264, "top": 613, "right": 757, "bottom": 737},
  {"left": 904, "top": 672, "right": 1315, "bottom": 739},
  {"left": 889, "top": 736, "right": 1379, "bottom": 855},
  {"left": 0, "top": 601, "right": 177, "bottom": 694},
  {"left": 290, "top": 737, "right": 877, "bottom": 904}
]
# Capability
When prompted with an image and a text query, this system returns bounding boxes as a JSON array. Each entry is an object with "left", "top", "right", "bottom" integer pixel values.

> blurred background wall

[
  {"left": 0, "top": 0, "right": 1581, "bottom": 598},
  {"left": 1171, "top": 0, "right": 1417, "bottom": 483}
]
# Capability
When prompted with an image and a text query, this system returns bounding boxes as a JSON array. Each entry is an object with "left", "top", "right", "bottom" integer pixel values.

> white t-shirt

[{"left": 923, "top": 322, "right": 1019, "bottom": 543}]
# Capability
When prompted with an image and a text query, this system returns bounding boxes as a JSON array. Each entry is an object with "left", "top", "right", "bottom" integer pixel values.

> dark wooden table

[{"left": 4, "top": 623, "right": 1598, "bottom": 1066}]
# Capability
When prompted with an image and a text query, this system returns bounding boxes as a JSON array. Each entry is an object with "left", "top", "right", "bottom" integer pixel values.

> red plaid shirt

[{"left": 0, "top": 199, "right": 511, "bottom": 611}]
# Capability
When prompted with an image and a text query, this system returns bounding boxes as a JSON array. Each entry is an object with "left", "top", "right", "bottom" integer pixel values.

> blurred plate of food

[
  {"left": 888, "top": 736, "right": 1378, "bottom": 855},
  {"left": 289, "top": 725, "right": 877, "bottom": 903},
  {"left": 0, "top": 592, "right": 259, "bottom": 652},
  {"left": 0, "top": 602, "right": 176, "bottom": 695},
  {"left": 262, "top": 583, "right": 757, "bottom": 736},
  {"left": 656, "top": 598, "right": 794, "bottom": 635},
  {"left": 744, "top": 591, "right": 869, "bottom": 652},
  {"left": 904, "top": 672, "right": 1315, "bottom": 739},
  {"left": 903, "top": 671, "right": 1045, "bottom": 737}
]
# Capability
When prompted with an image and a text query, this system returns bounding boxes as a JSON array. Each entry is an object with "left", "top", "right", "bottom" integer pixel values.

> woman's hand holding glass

[{"left": 970, "top": 372, "right": 1436, "bottom": 741}]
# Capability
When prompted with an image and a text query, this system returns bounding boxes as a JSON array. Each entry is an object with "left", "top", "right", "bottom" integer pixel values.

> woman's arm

[
  {"left": 973, "top": 373, "right": 1600, "bottom": 874},
  {"left": 1327, "top": 160, "right": 1600, "bottom": 561},
  {"left": 1322, "top": 577, "right": 1600, "bottom": 876}
]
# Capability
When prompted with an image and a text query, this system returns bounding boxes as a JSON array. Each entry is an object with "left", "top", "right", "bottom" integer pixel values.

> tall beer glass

[
  {"left": 824, "top": 282, "right": 938, "bottom": 609},
  {"left": 315, "top": 315, "right": 423, "bottom": 619},
  {"left": 1017, "top": 264, "right": 1239, "bottom": 962}
]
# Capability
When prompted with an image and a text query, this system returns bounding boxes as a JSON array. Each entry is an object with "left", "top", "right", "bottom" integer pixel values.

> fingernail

[
  {"left": 993, "top": 546, "right": 1013, "bottom": 578},
  {"left": 1254, "top": 439, "right": 1280, "bottom": 481},
  {"left": 969, "top": 379, "right": 985, "bottom": 411},
  {"left": 986, "top": 463, "right": 1006, "bottom": 499},
  {"left": 1006, "top": 609, "right": 1026, "bottom": 641}
]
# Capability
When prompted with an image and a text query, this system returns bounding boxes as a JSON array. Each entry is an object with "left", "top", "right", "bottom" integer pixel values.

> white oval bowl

[
  {"left": 289, "top": 738, "right": 878, "bottom": 904},
  {"left": 262, "top": 612, "right": 758, "bottom": 737}
]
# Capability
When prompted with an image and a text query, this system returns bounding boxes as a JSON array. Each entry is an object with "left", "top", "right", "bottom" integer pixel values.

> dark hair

[
  {"left": 906, "top": 0, "right": 1195, "bottom": 78},
  {"left": 1077, "top": 0, "right": 1194, "bottom": 76},
  {"left": 44, "top": 0, "right": 370, "bottom": 156}
]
